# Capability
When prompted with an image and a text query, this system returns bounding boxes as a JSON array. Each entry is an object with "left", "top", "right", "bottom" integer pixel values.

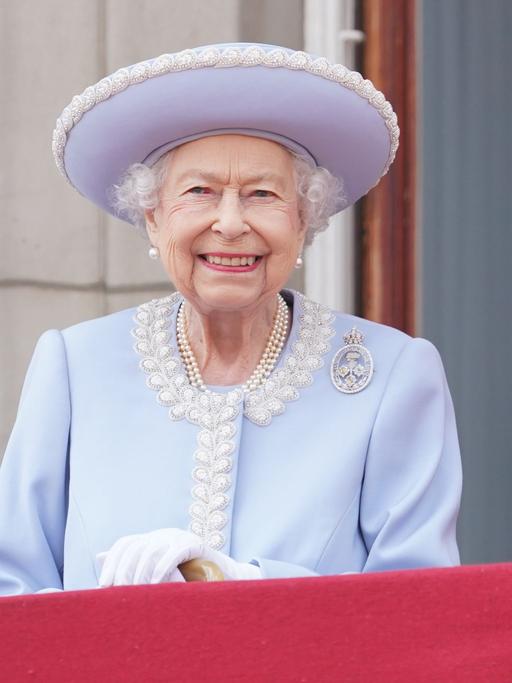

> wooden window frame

[{"left": 360, "top": 0, "right": 417, "bottom": 335}]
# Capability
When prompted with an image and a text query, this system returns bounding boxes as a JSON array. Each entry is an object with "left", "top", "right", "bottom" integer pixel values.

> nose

[{"left": 211, "top": 190, "right": 250, "bottom": 239}]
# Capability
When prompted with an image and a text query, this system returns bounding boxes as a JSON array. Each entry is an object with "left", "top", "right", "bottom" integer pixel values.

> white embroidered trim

[
  {"left": 244, "top": 294, "right": 336, "bottom": 425},
  {"left": 133, "top": 291, "right": 242, "bottom": 551},
  {"left": 132, "top": 290, "right": 335, "bottom": 550},
  {"left": 53, "top": 45, "right": 399, "bottom": 182}
]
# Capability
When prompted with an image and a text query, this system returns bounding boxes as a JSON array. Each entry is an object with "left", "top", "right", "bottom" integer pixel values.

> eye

[
  {"left": 187, "top": 186, "right": 211, "bottom": 195},
  {"left": 252, "top": 189, "right": 275, "bottom": 198}
]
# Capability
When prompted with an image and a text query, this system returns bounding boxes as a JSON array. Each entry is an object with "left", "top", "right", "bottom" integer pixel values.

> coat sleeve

[
  {"left": 0, "top": 330, "right": 70, "bottom": 595},
  {"left": 359, "top": 337, "right": 462, "bottom": 572},
  {"left": 250, "top": 337, "right": 462, "bottom": 579}
]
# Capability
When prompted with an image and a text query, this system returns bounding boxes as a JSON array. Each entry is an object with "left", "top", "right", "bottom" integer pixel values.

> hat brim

[{"left": 53, "top": 44, "right": 399, "bottom": 221}]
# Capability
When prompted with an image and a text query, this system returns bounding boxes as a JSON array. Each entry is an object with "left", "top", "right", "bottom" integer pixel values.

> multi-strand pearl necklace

[{"left": 176, "top": 294, "right": 289, "bottom": 393}]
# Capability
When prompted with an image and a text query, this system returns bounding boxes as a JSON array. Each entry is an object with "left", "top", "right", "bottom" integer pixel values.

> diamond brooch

[{"left": 330, "top": 327, "right": 374, "bottom": 394}]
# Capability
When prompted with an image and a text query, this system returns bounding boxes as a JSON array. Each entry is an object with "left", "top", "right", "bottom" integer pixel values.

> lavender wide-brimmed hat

[{"left": 52, "top": 42, "right": 399, "bottom": 222}]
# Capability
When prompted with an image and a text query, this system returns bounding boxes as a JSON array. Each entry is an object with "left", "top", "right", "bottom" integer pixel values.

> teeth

[{"left": 205, "top": 255, "right": 258, "bottom": 266}]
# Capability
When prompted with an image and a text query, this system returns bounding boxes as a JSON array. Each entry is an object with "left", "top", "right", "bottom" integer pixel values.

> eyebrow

[{"left": 174, "top": 169, "right": 287, "bottom": 187}]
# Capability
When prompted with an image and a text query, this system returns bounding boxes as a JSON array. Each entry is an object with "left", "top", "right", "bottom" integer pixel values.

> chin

[{"left": 191, "top": 282, "right": 272, "bottom": 314}]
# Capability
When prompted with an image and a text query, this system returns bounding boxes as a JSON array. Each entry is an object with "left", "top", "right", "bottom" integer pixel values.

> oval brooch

[{"left": 330, "top": 327, "right": 374, "bottom": 394}]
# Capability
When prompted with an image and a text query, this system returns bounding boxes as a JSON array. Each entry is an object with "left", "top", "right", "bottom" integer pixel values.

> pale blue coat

[{"left": 0, "top": 290, "right": 462, "bottom": 595}]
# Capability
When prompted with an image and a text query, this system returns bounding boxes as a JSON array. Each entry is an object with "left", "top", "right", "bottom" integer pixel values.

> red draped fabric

[{"left": 1, "top": 563, "right": 511, "bottom": 681}]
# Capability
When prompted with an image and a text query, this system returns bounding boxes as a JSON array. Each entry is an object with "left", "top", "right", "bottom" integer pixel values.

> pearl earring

[
  {"left": 148, "top": 246, "right": 160, "bottom": 260},
  {"left": 295, "top": 253, "right": 303, "bottom": 269}
]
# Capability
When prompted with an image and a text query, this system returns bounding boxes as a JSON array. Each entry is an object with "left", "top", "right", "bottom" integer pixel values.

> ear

[
  {"left": 297, "top": 211, "right": 308, "bottom": 241},
  {"left": 144, "top": 208, "right": 159, "bottom": 240},
  {"left": 297, "top": 225, "right": 307, "bottom": 253}
]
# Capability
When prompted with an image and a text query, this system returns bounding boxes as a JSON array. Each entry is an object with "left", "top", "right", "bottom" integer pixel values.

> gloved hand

[{"left": 96, "top": 528, "right": 261, "bottom": 586}]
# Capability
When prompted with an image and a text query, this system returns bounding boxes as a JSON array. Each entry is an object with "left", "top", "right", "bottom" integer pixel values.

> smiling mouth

[{"left": 200, "top": 254, "right": 262, "bottom": 267}]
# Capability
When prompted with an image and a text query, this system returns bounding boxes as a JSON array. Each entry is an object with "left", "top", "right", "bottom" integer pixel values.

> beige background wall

[{"left": 0, "top": 0, "right": 303, "bottom": 454}]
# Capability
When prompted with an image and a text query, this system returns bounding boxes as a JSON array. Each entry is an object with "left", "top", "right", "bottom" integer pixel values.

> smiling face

[{"left": 145, "top": 134, "right": 306, "bottom": 315}]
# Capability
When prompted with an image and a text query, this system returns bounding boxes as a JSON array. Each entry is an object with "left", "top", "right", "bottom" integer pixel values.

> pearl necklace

[{"left": 176, "top": 294, "right": 289, "bottom": 393}]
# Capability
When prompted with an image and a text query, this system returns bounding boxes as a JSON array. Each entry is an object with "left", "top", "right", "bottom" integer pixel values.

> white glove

[
  {"left": 97, "top": 528, "right": 261, "bottom": 586},
  {"left": 97, "top": 528, "right": 196, "bottom": 586},
  {"left": 96, "top": 547, "right": 186, "bottom": 586}
]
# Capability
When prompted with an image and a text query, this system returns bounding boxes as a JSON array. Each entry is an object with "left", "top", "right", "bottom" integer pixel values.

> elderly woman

[{"left": 0, "top": 43, "right": 461, "bottom": 594}]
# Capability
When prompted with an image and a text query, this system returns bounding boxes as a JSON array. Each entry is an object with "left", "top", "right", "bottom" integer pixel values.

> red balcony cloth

[{"left": 0, "top": 563, "right": 511, "bottom": 682}]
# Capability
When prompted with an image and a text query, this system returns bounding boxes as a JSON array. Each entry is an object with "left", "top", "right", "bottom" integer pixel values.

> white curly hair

[{"left": 110, "top": 144, "right": 347, "bottom": 246}]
